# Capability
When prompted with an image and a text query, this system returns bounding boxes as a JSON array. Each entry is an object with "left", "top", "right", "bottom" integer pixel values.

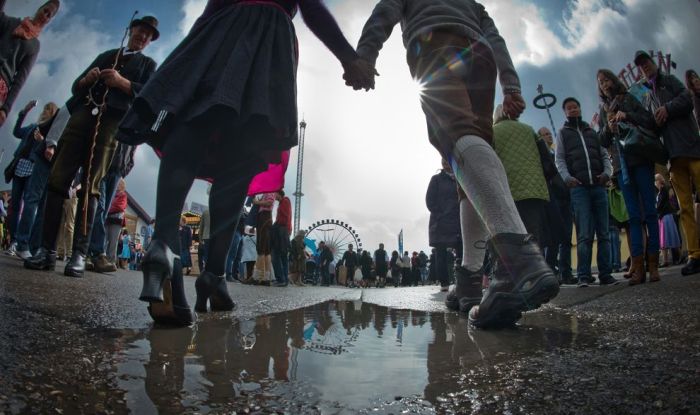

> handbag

[
  {"left": 4, "top": 158, "right": 19, "bottom": 184},
  {"left": 617, "top": 122, "right": 669, "bottom": 165}
]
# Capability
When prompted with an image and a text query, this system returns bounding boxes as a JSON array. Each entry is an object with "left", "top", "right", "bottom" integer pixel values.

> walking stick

[{"left": 81, "top": 10, "right": 138, "bottom": 236}]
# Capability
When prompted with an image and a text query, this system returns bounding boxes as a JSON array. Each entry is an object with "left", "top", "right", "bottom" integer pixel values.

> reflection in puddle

[{"left": 112, "top": 301, "right": 594, "bottom": 413}]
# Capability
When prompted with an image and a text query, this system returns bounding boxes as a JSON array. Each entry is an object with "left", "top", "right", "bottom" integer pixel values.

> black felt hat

[
  {"left": 130, "top": 15, "right": 160, "bottom": 41},
  {"left": 634, "top": 50, "right": 652, "bottom": 66}
]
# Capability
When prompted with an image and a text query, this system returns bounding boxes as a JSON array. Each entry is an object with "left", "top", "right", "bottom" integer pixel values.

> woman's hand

[
  {"left": 343, "top": 58, "right": 378, "bottom": 91},
  {"left": 33, "top": 128, "right": 44, "bottom": 141}
]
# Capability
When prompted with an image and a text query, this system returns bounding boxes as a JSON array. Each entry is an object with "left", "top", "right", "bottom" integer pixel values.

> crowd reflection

[{"left": 124, "top": 302, "right": 584, "bottom": 412}]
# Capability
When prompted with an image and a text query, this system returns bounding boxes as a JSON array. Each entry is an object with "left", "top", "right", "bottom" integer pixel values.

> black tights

[{"left": 153, "top": 113, "right": 265, "bottom": 277}]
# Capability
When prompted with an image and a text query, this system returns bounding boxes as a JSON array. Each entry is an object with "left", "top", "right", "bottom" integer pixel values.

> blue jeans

[
  {"left": 88, "top": 170, "right": 120, "bottom": 256},
  {"left": 620, "top": 164, "right": 659, "bottom": 257},
  {"left": 272, "top": 250, "right": 289, "bottom": 284},
  {"left": 609, "top": 225, "right": 621, "bottom": 270},
  {"left": 570, "top": 186, "right": 612, "bottom": 278},
  {"left": 15, "top": 161, "right": 50, "bottom": 251},
  {"left": 225, "top": 231, "right": 242, "bottom": 277},
  {"left": 9, "top": 175, "right": 29, "bottom": 241}
]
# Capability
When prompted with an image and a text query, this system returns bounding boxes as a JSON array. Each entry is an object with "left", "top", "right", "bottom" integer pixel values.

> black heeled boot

[
  {"left": 140, "top": 239, "right": 178, "bottom": 302},
  {"left": 195, "top": 271, "right": 235, "bottom": 313},
  {"left": 65, "top": 196, "right": 98, "bottom": 278},
  {"left": 147, "top": 257, "right": 193, "bottom": 326},
  {"left": 24, "top": 247, "right": 57, "bottom": 271}
]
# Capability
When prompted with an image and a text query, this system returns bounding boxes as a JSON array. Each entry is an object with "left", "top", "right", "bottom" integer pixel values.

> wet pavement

[{"left": 1, "top": 254, "right": 699, "bottom": 414}]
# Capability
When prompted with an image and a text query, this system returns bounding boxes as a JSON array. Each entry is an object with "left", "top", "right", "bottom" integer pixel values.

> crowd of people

[{"left": 1, "top": 0, "right": 699, "bottom": 331}]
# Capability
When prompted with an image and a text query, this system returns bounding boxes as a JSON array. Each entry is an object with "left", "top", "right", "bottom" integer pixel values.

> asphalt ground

[{"left": 0, "top": 254, "right": 698, "bottom": 414}]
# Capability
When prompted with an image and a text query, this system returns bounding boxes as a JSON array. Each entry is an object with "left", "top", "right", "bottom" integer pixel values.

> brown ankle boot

[
  {"left": 623, "top": 258, "right": 635, "bottom": 279},
  {"left": 628, "top": 255, "right": 646, "bottom": 286},
  {"left": 648, "top": 253, "right": 660, "bottom": 282}
]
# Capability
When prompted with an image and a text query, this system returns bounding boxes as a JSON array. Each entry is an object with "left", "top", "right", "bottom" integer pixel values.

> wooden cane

[{"left": 81, "top": 11, "right": 138, "bottom": 236}]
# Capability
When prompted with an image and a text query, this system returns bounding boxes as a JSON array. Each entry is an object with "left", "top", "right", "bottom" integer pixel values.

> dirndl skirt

[
  {"left": 117, "top": 2, "right": 299, "bottom": 166},
  {"left": 659, "top": 214, "right": 681, "bottom": 249}
]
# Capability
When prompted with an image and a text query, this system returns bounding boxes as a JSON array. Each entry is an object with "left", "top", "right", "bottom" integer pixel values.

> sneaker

[
  {"left": 468, "top": 234, "right": 559, "bottom": 329},
  {"left": 577, "top": 275, "right": 594, "bottom": 287},
  {"left": 577, "top": 280, "right": 589, "bottom": 288},
  {"left": 445, "top": 266, "right": 483, "bottom": 313},
  {"left": 16, "top": 250, "right": 32, "bottom": 260},
  {"left": 598, "top": 274, "right": 619, "bottom": 286},
  {"left": 5, "top": 242, "right": 18, "bottom": 256},
  {"left": 681, "top": 258, "right": 700, "bottom": 276},
  {"left": 93, "top": 254, "right": 117, "bottom": 273},
  {"left": 561, "top": 275, "right": 578, "bottom": 285}
]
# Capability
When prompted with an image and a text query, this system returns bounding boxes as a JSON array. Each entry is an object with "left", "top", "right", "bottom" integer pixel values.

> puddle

[{"left": 111, "top": 301, "right": 596, "bottom": 414}]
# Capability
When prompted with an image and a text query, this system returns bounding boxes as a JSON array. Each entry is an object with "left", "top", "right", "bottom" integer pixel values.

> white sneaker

[
  {"left": 5, "top": 242, "right": 18, "bottom": 256},
  {"left": 16, "top": 250, "right": 32, "bottom": 260}
]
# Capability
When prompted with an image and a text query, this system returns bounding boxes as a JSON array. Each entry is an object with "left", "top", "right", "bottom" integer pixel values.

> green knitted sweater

[{"left": 493, "top": 120, "right": 549, "bottom": 202}]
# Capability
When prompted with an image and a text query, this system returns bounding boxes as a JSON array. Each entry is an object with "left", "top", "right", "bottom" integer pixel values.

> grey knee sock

[
  {"left": 451, "top": 135, "right": 527, "bottom": 239},
  {"left": 459, "top": 197, "right": 488, "bottom": 272}
]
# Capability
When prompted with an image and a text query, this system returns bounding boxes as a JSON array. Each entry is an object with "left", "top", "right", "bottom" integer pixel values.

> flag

[
  {"left": 398, "top": 229, "right": 404, "bottom": 253},
  {"left": 247, "top": 151, "right": 290, "bottom": 196}
]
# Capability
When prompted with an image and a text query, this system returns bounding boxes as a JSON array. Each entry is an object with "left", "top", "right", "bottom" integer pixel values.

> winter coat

[
  {"left": 599, "top": 93, "right": 657, "bottom": 170},
  {"left": 639, "top": 71, "right": 700, "bottom": 160},
  {"left": 555, "top": 117, "right": 612, "bottom": 186},
  {"left": 426, "top": 170, "right": 461, "bottom": 247},
  {"left": 493, "top": 119, "right": 551, "bottom": 202}
]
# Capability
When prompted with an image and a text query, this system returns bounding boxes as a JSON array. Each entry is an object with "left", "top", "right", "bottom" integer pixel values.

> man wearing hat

[
  {"left": 25, "top": 16, "right": 159, "bottom": 277},
  {"left": 634, "top": 50, "right": 700, "bottom": 276}
]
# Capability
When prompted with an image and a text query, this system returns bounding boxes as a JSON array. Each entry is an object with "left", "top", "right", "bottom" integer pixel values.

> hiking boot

[
  {"left": 24, "top": 247, "right": 56, "bottom": 271},
  {"left": 468, "top": 233, "right": 559, "bottom": 329},
  {"left": 64, "top": 252, "right": 86, "bottom": 278},
  {"left": 681, "top": 257, "right": 700, "bottom": 276},
  {"left": 93, "top": 254, "right": 117, "bottom": 273},
  {"left": 445, "top": 266, "right": 483, "bottom": 313}
]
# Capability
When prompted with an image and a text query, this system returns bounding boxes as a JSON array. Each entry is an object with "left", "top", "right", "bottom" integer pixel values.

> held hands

[
  {"left": 343, "top": 58, "right": 378, "bottom": 91},
  {"left": 503, "top": 93, "right": 526, "bottom": 119},
  {"left": 654, "top": 106, "right": 668, "bottom": 126}
]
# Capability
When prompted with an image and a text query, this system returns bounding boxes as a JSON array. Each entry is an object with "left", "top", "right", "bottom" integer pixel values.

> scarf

[{"left": 13, "top": 18, "right": 44, "bottom": 40}]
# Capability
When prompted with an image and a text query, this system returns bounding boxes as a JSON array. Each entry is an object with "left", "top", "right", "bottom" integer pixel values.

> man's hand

[
  {"left": 503, "top": 92, "right": 526, "bottom": 119},
  {"left": 100, "top": 69, "right": 131, "bottom": 93},
  {"left": 44, "top": 146, "right": 55, "bottom": 161},
  {"left": 566, "top": 177, "right": 582, "bottom": 188},
  {"left": 343, "top": 58, "right": 378, "bottom": 91},
  {"left": 654, "top": 106, "right": 668, "bottom": 126},
  {"left": 0, "top": 110, "right": 6, "bottom": 126},
  {"left": 82, "top": 67, "right": 101, "bottom": 87},
  {"left": 33, "top": 128, "right": 44, "bottom": 141},
  {"left": 596, "top": 173, "right": 610, "bottom": 186}
]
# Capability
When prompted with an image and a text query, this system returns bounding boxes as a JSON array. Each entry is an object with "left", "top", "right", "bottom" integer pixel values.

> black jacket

[
  {"left": 656, "top": 185, "right": 675, "bottom": 217},
  {"left": 342, "top": 250, "right": 358, "bottom": 267},
  {"left": 559, "top": 118, "right": 606, "bottom": 186},
  {"left": 641, "top": 71, "right": 700, "bottom": 160},
  {"left": 66, "top": 48, "right": 157, "bottom": 115},
  {"left": 426, "top": 170, "right": 461, "bottom": 246},
  {"left": 599, "top": 93, "right": 656, "bottom": 170},
  {"left": 0, "top": 11, "right": 40, "bottom": 114}
]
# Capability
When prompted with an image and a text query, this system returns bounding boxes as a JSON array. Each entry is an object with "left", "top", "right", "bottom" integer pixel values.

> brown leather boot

[
  {"left": 623, "top": 258, "right": 635, "bottom": 279},
  {"left": 628, "top": 255, "right": 646, "bottom": 286},
  {"left": 648, "top": 253, "right": 660, "bottom": 283}
]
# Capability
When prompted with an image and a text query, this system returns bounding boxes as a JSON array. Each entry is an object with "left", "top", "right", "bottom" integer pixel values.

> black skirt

[{"left": 118, "top": 3, "right": 299, "bottom": 161}]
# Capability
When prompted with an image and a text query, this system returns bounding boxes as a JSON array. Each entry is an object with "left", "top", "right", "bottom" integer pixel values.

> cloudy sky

[{"left": 1, "top": 0, "right": 698, "bottom": 253}]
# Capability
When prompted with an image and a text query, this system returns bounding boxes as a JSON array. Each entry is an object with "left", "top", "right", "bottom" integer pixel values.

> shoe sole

[{"left": 469, "top": 273, "right": 559, "bottom": 329}]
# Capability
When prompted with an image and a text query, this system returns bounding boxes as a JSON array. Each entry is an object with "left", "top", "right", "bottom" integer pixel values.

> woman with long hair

[
  {"left": 116, "top": 0, "right": 373, "bottom": 326},
  {"left": 5, "top": 100, "right": 58, "bottom": 258},
  {"left": 597, "top": 68, "right": 659, "bottom": 285},
  {"left": 0, "top": 0, "right": 60, "bottom": 127}
]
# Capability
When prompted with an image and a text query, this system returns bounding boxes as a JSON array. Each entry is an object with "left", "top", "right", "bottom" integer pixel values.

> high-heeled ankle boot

[
  {"left": 195, "top": 271, "right": 235, "bottom": 313},
  {"left": 140, "top": 240, "right": 179, "bottom": 302},
  {"left": 65, "top": 196, "right": 98, "bottom": 278},
  {"left": 148, "top": 257, "right": 193, "bottom": 326}
]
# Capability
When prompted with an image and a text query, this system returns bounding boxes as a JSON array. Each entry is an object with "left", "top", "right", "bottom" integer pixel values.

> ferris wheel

[{"left": 305, "top": 219, "right": 362, "bottom": 261}]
